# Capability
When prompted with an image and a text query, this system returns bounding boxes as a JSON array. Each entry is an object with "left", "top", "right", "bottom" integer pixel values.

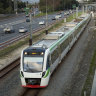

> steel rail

[{"left": 0, "top": 58, "right": 20, "bottom": 78}]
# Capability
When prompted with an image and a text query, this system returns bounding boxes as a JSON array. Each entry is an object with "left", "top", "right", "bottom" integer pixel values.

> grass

[
  {"left": 67, "top": 11, "right": 82, "bottom": 22},
  {"left": 35, "top": 12, "right": 46, "bottom": 17},
  {"left": 0, "top": 12, "right": 83, "bottom": 58},
  {"left": 35, "top": 11, "right": 58, "bottom": 17},
  {"left": 48, "top": 20, "right": 64, "bottom": 32}
]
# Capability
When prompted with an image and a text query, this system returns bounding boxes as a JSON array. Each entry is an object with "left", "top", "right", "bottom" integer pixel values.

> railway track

[
  {"left": 0, "top": 19, "right": 63, "bottom": 50},
  {"left": 20, "top": 89, "right": 40, "bottom": 96},
  {"left": 0, "top": 58, "right": 20, "bottom": 78}
]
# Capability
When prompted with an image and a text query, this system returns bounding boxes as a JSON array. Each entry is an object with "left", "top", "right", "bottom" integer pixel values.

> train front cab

[{"left": 20, "top": 49, "right": 51, "bottom": 88}]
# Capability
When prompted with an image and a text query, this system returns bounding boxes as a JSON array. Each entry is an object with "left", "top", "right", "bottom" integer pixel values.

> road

[
  {"left": 0, "top": 14, "right": 95, "bottom": 96},
  {"left": 0, "top": 12, "right": 66, "bottom": 43}
]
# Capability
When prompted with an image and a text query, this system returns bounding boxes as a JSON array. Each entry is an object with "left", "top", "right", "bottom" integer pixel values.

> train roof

[{"left": 32, "top": 32, "right": 66, "bottom": 49}]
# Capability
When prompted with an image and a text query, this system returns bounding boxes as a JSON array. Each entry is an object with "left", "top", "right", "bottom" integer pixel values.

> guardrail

[{"left": 0, "top": 18, "right": 63, "bottom": 50}]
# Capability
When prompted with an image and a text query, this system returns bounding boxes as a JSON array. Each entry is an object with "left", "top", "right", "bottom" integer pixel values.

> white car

[
  {"left": 39, "top": 21, "right": 45, "bottom": 25},
  {"left": 4, "top": 25, "right": 15, "bottom": 33},
  {"left": 55, "top": 15, "right": 61, "bottom": 19},
  {"left": 19, "top": 27, "right": 27, "bottom": 33}
]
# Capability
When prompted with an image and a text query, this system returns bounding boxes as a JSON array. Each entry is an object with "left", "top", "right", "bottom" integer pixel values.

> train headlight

[
  {"left": 24, "top": 52, "right": 27, "bottom": 55},
  {"left": 41, "top": 52, "right": 44, "bottom": 55}
]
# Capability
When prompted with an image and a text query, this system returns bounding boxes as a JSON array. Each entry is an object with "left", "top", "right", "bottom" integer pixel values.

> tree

[
  {"left": 0, "top": 0, "right": 26, "bottom": 14},
  {"left": 39, "top": 0, "right": 61, "bottom": 12},
  {"left": 5, "top": 6, "right": 13, "bottom": 13},
  {"left": 39, "top": 0, "right": 79, "bottom": 12}
]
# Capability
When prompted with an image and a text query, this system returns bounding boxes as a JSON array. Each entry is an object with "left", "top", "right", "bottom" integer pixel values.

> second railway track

[{"left": 0, "top": 58, "right": 20, "bottom": 78}]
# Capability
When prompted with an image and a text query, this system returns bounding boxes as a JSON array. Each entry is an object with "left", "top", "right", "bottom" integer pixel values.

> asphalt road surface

[{"left": 0, "top": 12, "right": 66, "bottom": 43}]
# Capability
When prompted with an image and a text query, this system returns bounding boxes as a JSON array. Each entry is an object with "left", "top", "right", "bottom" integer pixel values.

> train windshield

[{"left": 23, "top": 57, "right": 43, "bottom": 72}]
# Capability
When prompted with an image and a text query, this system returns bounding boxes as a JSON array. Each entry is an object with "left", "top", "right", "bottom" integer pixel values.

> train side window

[
  {"left": 60, "top": 37, "right": 69, "bottom": 53},
  {"left": 46, "top": 55, "right": 51, "bottom": 69},
  {"left": 51, "top": 48, "right": 59, "bottom": 64},
  {"left": 69, "top": 34, "right": 73, "bottom": 42}
]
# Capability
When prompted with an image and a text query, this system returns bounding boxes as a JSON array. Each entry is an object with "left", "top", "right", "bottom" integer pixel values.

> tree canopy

[
  {"left": 0, "top": 0, "right": 26, "bottom": 14},
  {"left": 39, "top": 0, "right": 79, "bottom": 12}
]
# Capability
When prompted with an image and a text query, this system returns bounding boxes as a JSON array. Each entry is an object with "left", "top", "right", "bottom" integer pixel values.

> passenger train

[{"left": 20, "top": 13, "right": 91, "bottom": 88}]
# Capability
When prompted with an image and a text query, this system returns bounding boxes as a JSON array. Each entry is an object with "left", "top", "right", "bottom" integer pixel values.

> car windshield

[{"left": 23, "top": 56, "right": 43, "bottom": 72}]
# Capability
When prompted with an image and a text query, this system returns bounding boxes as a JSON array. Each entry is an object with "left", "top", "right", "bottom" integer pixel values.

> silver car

[{"left": 19, "top": 27, "right": 27, "bottom": 33}]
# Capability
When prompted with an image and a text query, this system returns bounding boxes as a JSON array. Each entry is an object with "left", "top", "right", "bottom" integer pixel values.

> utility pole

[
  {"left": 63, "top": 0, "right": 65, "bottom": 15},
  {"left": 34, "top": 3, "right": 36, "bottom": 17},
  {"left": 86, "top": 5, "right": 88, "bottom": 13},
  {"left": 76, "top": 7, "right": 78, "bottom": 18},
  {"left": 29, "top": 11, "right": 32, "bottom": 46},
  {"left": 53, "top": 0, "right": 54, "bottom": 12},
  {"left": 45, "top": 0, "right": 48, "bottom": 34},
  {"left": 82, "top": 5, "right": 84, "bottom": 14},
  {"left": 12, "top": 0, "right": 18, "bottom": 14}
]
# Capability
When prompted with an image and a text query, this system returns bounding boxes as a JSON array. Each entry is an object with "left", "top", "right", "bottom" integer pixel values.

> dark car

[
  {"left": 26, "top": 18, "right": 30, "bottom": 22},
  {"left": 52, "top": 17, "right": 56, "bottom": 20}
]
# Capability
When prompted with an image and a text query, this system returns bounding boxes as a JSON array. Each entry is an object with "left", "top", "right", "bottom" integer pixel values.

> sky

[
  {"left": 22, "top": 0, "right": 39, "bottom": 3},
  {"left": 22, "top": 0, "right": 84, "bottom": 4}
]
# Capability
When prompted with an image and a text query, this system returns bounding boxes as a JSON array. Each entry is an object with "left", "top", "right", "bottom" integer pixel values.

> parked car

[
  {"left": 3, "top": 25, "right": 15, "bottom": 33},
  {"left": 19, "top": 27, "right": 27, "bottom": 33},
  {"left": 39, "top": 21, "right": 45, "bottom": 25}
]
